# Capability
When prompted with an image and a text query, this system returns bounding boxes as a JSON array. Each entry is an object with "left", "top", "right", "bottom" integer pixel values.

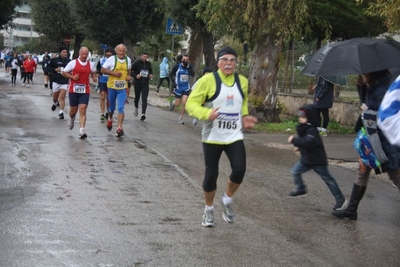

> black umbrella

[{"left": 302, "top": 38, "right": 400, "bottom": 77}]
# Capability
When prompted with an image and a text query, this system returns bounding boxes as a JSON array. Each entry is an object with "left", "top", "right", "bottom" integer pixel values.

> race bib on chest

[
  {"left": 140, "top": 69, "right": 149, "bottom": 77},
  {"left": 181, "top": 74, "right": 189, "bottom": 82},
  {"left": 114, "top": 80, "right": 126, "bottom": 89},
  {"left": 73, "top": 84, "right": 86, "bottom": 93},
  {"left": 216, "top": 112, "right": 240, "bottom": 130}
]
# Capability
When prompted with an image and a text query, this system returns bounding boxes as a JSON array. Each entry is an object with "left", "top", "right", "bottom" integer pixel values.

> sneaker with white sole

[
  {"left": 220, "top": 197, "right": 236, "bottom": 223},
  {"left": 116, "top": 127, "right": 124, "bottom": 137},
  {"left": 178, "top": 118, "right": 184, "bottom": 124},
  {"left": 202, "top": 209, "right": 215, "bottom": 227},
  {"left": 333, "top": 198, "right": 348, "bottom": 211},
  {"left": 169, "top": 101, "right": 175, "bottom": 111},
  {"left": 68, "top": 117, "right": 75, "bottom": 130},
  {"left": 79, "top": 131, "right": 87, "bottom": 139},
  {"left": 193, "top": 118, "right": 198, "bottom": 126}
]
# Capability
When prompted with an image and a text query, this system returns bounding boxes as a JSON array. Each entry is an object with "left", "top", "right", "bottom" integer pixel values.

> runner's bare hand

[
  {"left": 243, "top": 115, "right": 257, "bottom": 129},
  {"left": 208, "top": 107, "right": 220, "bottom": 121}
]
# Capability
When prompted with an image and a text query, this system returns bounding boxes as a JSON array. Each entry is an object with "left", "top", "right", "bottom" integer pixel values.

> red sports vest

[{"left": 68, "top": 59, "right": 92, "bottom": 94}]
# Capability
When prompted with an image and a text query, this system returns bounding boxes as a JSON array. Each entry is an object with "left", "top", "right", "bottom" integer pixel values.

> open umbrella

[
  {"left": 303, "top": 55, "right": 347, "bottom": 86},
  {"left": 322, "top": 75, "right": 347, "bottom": 86},
  {"left": 302, "top": 38, "right": 400, "bottom": 77}
]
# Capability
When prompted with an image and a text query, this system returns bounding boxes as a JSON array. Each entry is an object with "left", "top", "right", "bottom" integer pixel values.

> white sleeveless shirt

[{"left": 202, "top": 81, "right": 244, "bottom": 144}]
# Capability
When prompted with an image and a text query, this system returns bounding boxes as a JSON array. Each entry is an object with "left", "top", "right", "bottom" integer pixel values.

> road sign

[
  {"left": 63, "top": 37, "right": 71, "bottom": 45},
  {"left": 3, "top": 39, "right": 15, "bottom": 47},
  {"left": 100, "top": 44, "right": 108, "bottom": 49},
  {"left": 166, "top": 18, "right": 183, "bottom": 35}
]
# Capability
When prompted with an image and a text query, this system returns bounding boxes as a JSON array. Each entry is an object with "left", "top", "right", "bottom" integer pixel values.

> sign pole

[
  {"left": 169, "top": 35, "right": 175, "bottom": 98},
  {"left": 165, "top": 17, "right": 183, "bottom": 102}
]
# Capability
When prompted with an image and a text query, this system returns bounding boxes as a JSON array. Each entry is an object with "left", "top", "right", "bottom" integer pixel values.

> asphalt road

[{"left": 0, "top": 68, "right": 399, "bottom": 267}]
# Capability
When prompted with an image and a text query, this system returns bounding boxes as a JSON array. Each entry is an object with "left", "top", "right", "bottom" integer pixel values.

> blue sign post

[
  {"left": 166, "top": 18, "right": 183, "bottom": 98},
  {"left": 100, "top": 43, "right": 108, "bottom": 56},
  {"left": 166, "top": 18, "right": 183, "bottom": 35}
]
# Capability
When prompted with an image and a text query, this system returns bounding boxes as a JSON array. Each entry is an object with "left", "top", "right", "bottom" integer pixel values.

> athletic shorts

[
  {"left": 174, "top": 89, "right": 190, "bottom": 98},
  {"left": 99, "top": 82, "right": 108, "bottom": 93},
  {"left": 69, "top": 93, "right": 90, "bottom": 106},
  {"left": 52, "top": 82, "right": 68, "bottom": 93}
]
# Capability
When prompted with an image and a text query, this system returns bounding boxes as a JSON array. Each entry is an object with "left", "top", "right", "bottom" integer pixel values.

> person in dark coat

[
  {"left": 312, "top": 76, "right": 334, "bottom": 136},
  {"left": 332, "top": 70, "right": 400, "bottom": 220},
  {"left": 288, "top": 104, "right": 347, "bottom": 211}
]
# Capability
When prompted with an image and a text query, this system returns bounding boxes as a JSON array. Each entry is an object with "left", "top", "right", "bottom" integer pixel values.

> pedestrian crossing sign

[{"left": 166, "top": 18, "right": 183, "bottom": 35}]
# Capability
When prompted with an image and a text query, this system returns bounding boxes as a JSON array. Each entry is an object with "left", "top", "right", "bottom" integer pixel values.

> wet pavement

[{"left": 0, "top": 68, "right": 399, "bottom": 267}]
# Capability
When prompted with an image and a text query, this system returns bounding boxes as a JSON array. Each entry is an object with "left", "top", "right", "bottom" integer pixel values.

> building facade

[{"left": 1, "top": 0, "right": 40, "bottom": 50}]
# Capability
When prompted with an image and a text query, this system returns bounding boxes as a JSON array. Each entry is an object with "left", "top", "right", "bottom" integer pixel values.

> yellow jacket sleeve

[{"left": 186, "top": 70, "right": 249, "bottom": 120}]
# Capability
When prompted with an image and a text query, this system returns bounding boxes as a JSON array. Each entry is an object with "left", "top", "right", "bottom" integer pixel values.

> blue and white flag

[{"left": 378, "top": 75, "right": 400, "bottom": 146}]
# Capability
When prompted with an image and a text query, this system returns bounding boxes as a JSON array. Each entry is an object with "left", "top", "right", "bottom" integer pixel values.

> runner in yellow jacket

[{"left": 186, "top": 46, "right": 257, "bottom": 227}]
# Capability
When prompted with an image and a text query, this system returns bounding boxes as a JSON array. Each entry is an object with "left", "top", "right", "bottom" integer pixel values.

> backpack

[
  {"left": 354, "top": 127, "right": 381, "bottom": 170},
  {"left": 354, "top": 109, "right": 389, "bottom": 171},
  {"left": 205, "top": 72, "right": 244, "bottom": 102}
]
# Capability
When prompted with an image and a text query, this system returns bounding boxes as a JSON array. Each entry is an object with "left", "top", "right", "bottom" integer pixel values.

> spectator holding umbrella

[
  {"left": 332, "top": 70, "right": 400, "bottom": 220},
  {"left": 311, "top": 76, "right": 334, "bottom": 136}
]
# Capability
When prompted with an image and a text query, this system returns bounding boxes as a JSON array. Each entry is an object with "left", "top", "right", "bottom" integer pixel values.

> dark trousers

[
  {"left": 317, "top": 108, "right": 330, "bottom": 128},
  {"left": 134, "top": 83, "right": 149, "bottom": 115},
  {"left": 157, "top": 77, "right": 170, "bottom": 89},
  {"left": 11, "top": 69, "right": 17, "bottom": 84}
]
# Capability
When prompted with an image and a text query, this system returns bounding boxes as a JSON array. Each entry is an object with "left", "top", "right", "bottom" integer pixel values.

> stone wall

[{"left": 278, "top": 93, "right": 360, "bottom": 126}]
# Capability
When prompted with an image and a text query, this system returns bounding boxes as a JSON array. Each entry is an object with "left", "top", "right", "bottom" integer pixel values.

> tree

[
  {"left": 31, "top": 0, "right": 86, "bottom": 58},
  {"left": 137, "top": 30, "right": 183, "bottom": 62},
  {"left": 198, "top": 0, "right": 309, "bottom": 122},
  {"left": 304, "top": 0, "right": 387, "bottom": 49},
  {"left": 0, "top": 0, "right": 21, "bottom": 30},
  {"left": 357, "top": 0, "right": 400, "bottom": 32},
  {"left": 73, "top": 0, "right": 165, "bottom": 61},
  {"left": 165, "top": 0, "right": 218, "bottom": 81}
]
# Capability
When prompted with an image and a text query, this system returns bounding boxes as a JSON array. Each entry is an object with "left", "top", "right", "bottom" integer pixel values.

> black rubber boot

[{"left": 332, "top": 183, "right": 366, "bottom": 220}]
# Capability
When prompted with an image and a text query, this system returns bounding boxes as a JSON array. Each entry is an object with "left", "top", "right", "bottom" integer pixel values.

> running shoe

[
  {"left": 169, "top": 101, "right": 175, "bottom": 111},
  {"left": 107, "top": 119, "right": 112, "bottom": 131},
  {"left": 79, "top": 132, "right": 87, "bottom": 139},
  {"left": 178, "top": 118, "right": 184, "bottom": 124},
  {"left": 58, "top": 112, "right": 64, "bottom": 120},
  {"left": 105, "top": 112, "right": 109, "bottom": 120},
  {"left": 193, "top": 118, "right": 198, "bottom": 126},
  {"left": 51, "top": 103, "right": 57, "bottom": 111},
  {"left": 116, "top": 127, "right": 124, "bottom": 137},
  {"left": 202, "top": 209, "right": 215, "bottom": 227},
  {"left": 134, "top": 108, "right": 138, "bottom": 117},
  {"left": 68, "top": 117, "right": 75, "bottom": 130},
  {"left": 220, "top": 197, "right": 236, "bottom": 223},
  {"left": 333, "top": 198, "right": 348, "bottom": 211},
  {"left": 156, "top": 88, "right": 159, "bottom": 93},
  {"left": 140, "top": 114, "right": 146, "bottom": 121},
  {"left": 100, "top": 114, "right": 105, "bottom": 121}
]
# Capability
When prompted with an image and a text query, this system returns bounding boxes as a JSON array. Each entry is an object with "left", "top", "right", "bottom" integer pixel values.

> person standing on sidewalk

[
  {"left": 332, "top": 70, "right": 400, "bottom": 221},
  {"left": 312, "top": 76, "right": 334, "bottom": 136},
  {"left": 156, "top": 56, "right": 169, "bottom": 93},
  {"left": 48, "top": 47, "right": 71, "bottom": 120},
  {"left": 169, "top": 54, "right": 194, "bottom": 124},
  {"left": 101, "top": 44, "right": 132, "bottom": 137},
  {"left": 132, "top": 52, "right": 153, "bottom": 121},
  {"left": 62, "top": 47, "right": 97, "bottom": 139},
  {"left": 186, "top": 46, "right": 257, "bottom": 227},
  {"left": 287, "top": 104, "right": 347, "bottom": 211},
  {"left": 96, "top": 47, "right": 113, "bottom": 121}
]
